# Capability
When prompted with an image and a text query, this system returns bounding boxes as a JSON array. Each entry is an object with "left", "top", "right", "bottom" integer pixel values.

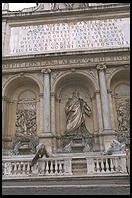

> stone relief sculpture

[
  {"left": 79, "top": 3, "right": 89, "bottom": 8},
  {"left": 50, "top": 3, "right": 90, "bottom": 10},
  {"left": 64, "top": 3, "right": 74, "bottom": 9},
  {"left": 62, "top": 90, "right": 94, "bottom": 153},
  {"left": 51, "top": 3, "right": 74, "bottom": 10},
  {"left": 116, "top": 98, "right": 130, "bottom": 145},
  {"left": 50, "top": 3, "right": 60, "bottom": 10},
  {"left": 35, "top": 3, "right": 45, "bottom": 11},
  {"left": 12, "top": 92, "right": 39, "bottom": 155},
  {"left": 65, "top": 91, "right": 92, "bottom": 136},
  {"left": 15, "top": 103, "right": 37, "bottom": 137}
]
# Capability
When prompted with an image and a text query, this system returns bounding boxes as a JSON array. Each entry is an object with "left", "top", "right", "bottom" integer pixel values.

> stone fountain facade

[{"left": 2, "top": 3, "right": 130, "bottom": 177}]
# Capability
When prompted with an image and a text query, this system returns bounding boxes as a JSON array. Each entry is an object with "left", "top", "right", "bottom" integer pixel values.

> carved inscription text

[{"left": 9, "top": 18, "right": 130, "bottom": 55}]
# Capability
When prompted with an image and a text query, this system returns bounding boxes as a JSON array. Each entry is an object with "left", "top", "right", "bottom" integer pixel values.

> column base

[
  {"left": 100, "top": 129, "right": 117, "bottom": 135},
  {"left": 38, "top": 132, "right": 54, "bottom": 155},
  {"left": 99, "top": 129, "right": 117, "bottom": 151}
]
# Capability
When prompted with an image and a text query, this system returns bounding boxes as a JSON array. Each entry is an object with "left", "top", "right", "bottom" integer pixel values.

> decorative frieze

[{"left": 2, "top": 54, "right": 130, "bottom": 72}]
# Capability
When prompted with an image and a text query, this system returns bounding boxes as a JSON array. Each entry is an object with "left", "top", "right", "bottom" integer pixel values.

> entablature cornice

[
  {"left": 2, "top": 4, "right": 130, "bottom": 22},
  {"left": 2, "top": 48, "right": 130, "bottom": 74}
]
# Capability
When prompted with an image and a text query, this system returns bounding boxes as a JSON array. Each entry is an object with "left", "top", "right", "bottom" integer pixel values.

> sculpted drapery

[{"left": 65, "top": 91, "right": 91, "bottom": 135}]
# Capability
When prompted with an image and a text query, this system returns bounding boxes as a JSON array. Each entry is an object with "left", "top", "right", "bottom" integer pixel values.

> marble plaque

[{"left": 9, "top": 18, "right": 130, "bottom": 55}]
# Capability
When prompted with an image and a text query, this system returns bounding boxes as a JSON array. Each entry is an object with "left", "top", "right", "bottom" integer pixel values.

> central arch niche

[{"left": 55, "top": 72, "right": 96, "bottom": 138}]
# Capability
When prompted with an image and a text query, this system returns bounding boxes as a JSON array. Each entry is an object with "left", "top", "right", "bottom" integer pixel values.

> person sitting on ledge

[{"left": 30, "top": 143, "right": 49, "bottom": 167}]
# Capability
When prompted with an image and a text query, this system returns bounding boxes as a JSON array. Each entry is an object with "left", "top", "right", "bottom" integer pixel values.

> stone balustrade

[
  {"left": 86, "top": 154, "right": 127, "bottom": 174},
  {"left": 2, "top": 156, "right": 72, "bottom": 177},
  {"left": 2, "top": 154, "right": 127, "bottom": 178}
]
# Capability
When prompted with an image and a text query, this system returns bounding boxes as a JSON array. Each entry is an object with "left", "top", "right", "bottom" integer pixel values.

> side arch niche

[
  {"left": 54, "top": 72, "right": 99, "bottom": 152},
  {"left": 2, "top": 75, "right": 40, "bottom": 155},
  {"left": 110, "top": 69, "right": 130, "bottom": 146}
]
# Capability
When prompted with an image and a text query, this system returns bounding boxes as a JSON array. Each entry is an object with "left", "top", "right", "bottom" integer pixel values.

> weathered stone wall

[{"left": 2, "top": 3, "right": 130, "bottom": 154}]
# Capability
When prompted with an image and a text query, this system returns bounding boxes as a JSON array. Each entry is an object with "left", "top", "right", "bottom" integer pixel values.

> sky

[{"left": 2, "top": 3, "right": 36, "bottom": 11}]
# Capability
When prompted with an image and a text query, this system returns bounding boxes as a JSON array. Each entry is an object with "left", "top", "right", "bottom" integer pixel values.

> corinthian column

[
  {"left": 41, "top": 68, "right": 51, "bottom": 133},
  {"left": 97, "top": 64, "right": 116, "bottom": 151},
  {"left": 96, "top": 64, "right": 111, "bottom": 130}
]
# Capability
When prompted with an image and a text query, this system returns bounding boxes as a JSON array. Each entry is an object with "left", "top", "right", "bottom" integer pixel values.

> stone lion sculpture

[{"left": 104, "top": 140, "right": 126, "bottom": 155}]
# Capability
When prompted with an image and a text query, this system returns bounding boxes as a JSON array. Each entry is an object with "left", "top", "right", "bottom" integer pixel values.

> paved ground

[
  {"left": 2, "top": 175, "right": 130, "bottom": 195},
  {"left": 2, "top": 185, "right": 130, "bottom": 195}
]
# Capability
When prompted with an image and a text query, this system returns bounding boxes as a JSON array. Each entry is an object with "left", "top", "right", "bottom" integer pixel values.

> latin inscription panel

[{"left": 9, "top": 18, "right": 130, "bottom": 55}]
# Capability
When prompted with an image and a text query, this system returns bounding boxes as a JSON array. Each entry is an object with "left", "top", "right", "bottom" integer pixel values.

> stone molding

[
  {"left": 50, "top": 91, "right": 55, "bottom": 97},
  {"left": 2, "top": 96, "right": 8, "bottom": 101},
  {"left": 2, "top": 96, "right": 11, "bottom": 103},
  {"left": 2, "top": 3, "right": 129, "bottom": 17},
  {"left": 107, "top": 89, "right": 112, "bottom": 94},
  {"left": 2, "top": 135, "right": 12, "bottom": 142},
  {"left": 39, "top": 93, "right": 43, "bottom": 98}
]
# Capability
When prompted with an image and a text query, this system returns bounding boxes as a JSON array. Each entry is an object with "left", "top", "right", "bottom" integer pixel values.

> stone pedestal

[
  {"left": 38, "top": 133, "right": 53, "bottom": 155},
  {"left": 62, "top": 134, "right": 93, "bottom": 153},
  {"left": 71, "top": 137, "right": 85, "bottom": 153}
]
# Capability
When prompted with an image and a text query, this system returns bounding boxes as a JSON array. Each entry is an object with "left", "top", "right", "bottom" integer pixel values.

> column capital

[
  {"left": 41, "top": 68, "right": 51, "bottom": 74},
  {"left": 96, "top": 64, "right": 107, "bottom": 72}
]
